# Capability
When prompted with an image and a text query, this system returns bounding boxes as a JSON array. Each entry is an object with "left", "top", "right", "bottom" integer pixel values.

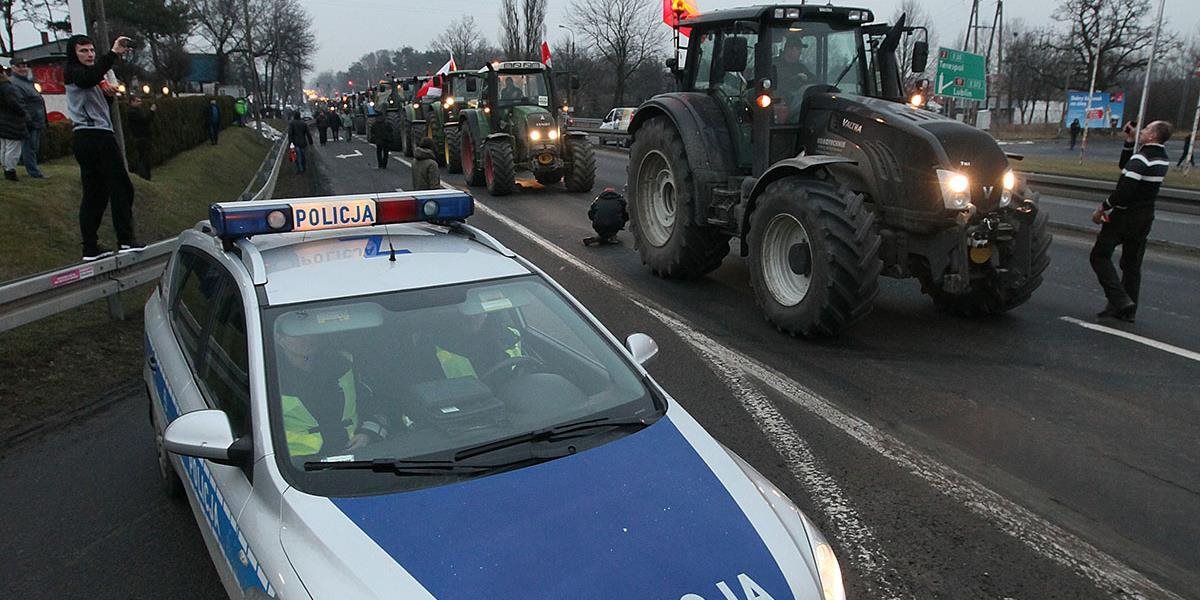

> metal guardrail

[{"left": 0, "top": 126, "right": 289, "bottom": 334}]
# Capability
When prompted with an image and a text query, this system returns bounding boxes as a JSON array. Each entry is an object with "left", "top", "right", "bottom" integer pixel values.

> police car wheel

[{"left": 152, "top": 414, "right": 186, "bottom": 499}]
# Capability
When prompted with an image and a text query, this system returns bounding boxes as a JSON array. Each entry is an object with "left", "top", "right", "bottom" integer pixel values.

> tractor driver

[
  {"left": 500, "top": 76, "right": 524, "bottom": 102},
  {"left": 773, "top": 34, "right": 817, "bottom": 115}
]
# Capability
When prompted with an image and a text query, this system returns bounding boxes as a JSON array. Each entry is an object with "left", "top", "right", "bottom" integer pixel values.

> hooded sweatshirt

[
  {"left": 412, "top": 144, "right": 440, "bottom": 190},
  {"left": 63, "top": 35, "right": 119, "bottom": 132}
]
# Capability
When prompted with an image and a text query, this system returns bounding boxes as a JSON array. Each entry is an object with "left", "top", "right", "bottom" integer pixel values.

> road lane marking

[
  {"left": 1060, "top": 316, "right": 1200, "bottom": 362},
  {"left": 335, "top": 149, "right": 363, "bottom": 159},
  {"left": 472, "top": 200, "right": 1183, "bottom": 600}
]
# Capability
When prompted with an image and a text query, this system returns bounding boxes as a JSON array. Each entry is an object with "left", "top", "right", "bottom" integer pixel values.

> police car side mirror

[
  {"left": 625, "top": 333, "right": 659, "bottom": 365},
  {"left": 164, "top": 409, "right": 247, "bottom": 466}
]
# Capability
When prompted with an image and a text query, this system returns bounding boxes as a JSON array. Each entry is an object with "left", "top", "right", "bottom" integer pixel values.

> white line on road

[
  {"left": 1060, "top": 316, "right": 1200, "bottom": 362},
  {"left": 471, "top": 200, "right": 1183, "bottom": 600}
]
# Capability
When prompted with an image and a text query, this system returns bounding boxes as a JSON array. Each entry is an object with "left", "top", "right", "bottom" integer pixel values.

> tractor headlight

[
  {"left": 1002, "top": 169, "right": 1016, "bottom": 191},
  {"left": 936, "top": 169, "right": 973, "bottom": 210},
  {"left": 548, "top": 128, "right": 559, "bottom": 141},
  {"left": 530, "top": 129, "right": 542, "bottom": 141}
]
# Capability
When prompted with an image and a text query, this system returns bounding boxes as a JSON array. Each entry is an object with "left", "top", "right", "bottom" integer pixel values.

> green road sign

[{"left": 935, "top": 47, "right": 987, "bottom": 102}]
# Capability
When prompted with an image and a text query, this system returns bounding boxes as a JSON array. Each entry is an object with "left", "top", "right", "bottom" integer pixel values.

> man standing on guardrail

[
  {"left": 1089, "top": 120, "right": 1172, "bottom": 323},
  {"left": 65, "top": 34, "right": 142, "bottom": 261}
]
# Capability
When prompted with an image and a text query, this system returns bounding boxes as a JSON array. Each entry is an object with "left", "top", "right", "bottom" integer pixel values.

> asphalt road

[{"left": 2, "top": 132, "right": 1197, "bottom": 599}]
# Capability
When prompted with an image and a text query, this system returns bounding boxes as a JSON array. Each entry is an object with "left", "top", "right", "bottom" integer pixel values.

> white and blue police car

[{"left": 144, "top": 189, "right": 847, "bottom": 600}]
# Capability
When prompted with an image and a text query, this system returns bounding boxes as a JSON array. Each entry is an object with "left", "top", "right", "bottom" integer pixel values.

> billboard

[{"left": 1065, "top": 91, "right": 1125, "bottom": 128}]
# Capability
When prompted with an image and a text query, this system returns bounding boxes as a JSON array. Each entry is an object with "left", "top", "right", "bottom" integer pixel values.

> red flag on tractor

[
  {"left": 663, "top": 0, "right": 699, "bottom": 37},
  {"left": 541, "top": 41, "right": 552, "bottom": 68},
  {"left": 416, "top": 56, "right": 456, "bottom": 99}
]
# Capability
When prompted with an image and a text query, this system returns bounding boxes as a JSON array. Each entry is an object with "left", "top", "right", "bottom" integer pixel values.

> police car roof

[{"left": 251, "top": 223, "right": 530, "bottom": 306}]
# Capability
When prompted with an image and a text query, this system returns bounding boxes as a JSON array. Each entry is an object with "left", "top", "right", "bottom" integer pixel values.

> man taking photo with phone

[{"left": 1089, "top": 119, "right": 1172, "bottom": 323}]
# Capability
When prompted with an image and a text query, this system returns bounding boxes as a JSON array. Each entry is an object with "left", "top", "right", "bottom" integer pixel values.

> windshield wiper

[
  {"left": 303, "top": 458, "right": 494, "bottom": 476},
  {"left": 453, "top": 416, "right": 653, "bottom": 462},
  {"left": 832, "top": 54, "right": 860, "bottom": 89}
]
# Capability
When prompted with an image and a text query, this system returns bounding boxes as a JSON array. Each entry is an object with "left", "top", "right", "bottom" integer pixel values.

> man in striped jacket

[{"left": 1089, "top": 120, "right": 1172, "bottom": 323}]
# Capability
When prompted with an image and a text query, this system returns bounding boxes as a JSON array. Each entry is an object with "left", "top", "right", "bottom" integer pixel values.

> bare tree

[
  {"left": 433, "top": 15, "right": 486, "bottom": 64},
  {"left": 521, "top": 0, "right": 546, "bottom": 60},
  {"left": 892, "top": 0, "right": 937, "bottom": 90},
  {"left": 1051, "top": 0, "right": 1174, "bottom": 91},
  {"left": 192, "top": 0, "right": 241, "bottom": 82},
  {"left": 568, "top": 0, "right": 665, "bottom": 106},
  {"left": 499, "top": 0, "right": 521, "bottom": 59},
  {"left": 0, "top": 0, "right": 26, "bottom": 54}
]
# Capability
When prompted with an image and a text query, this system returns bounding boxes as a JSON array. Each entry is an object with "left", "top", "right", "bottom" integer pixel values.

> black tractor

[
  {"left": 626, "top": 4, "right": 1050, "bottom": 337},
  {"left": 457, "top": 61, "right": 595, "bottom": 196}
]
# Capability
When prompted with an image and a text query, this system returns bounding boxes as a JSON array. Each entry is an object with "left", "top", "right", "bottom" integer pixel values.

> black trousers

[
  {"left": 318, "top": 127, "right": 328, "bottom": 145},
  {"left": 376, "top": 144, "right": 388, "bottom": 168},
  {"left": 133, "top": 137, "right": 152, "bottom": 180},
  {"left": 74, "top": 130, "right": 136, "bottom": 248},
  {"left": 1090, "top": 208, "right": 1154, "bottom": 308}
]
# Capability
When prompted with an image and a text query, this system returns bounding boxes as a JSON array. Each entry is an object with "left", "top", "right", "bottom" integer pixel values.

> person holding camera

[
  {"left": 65, "top": 34, "right": 141, "bottom": 261},
  {"left": 1089, "top": 120, "right": 1172, "bottom": 323}
]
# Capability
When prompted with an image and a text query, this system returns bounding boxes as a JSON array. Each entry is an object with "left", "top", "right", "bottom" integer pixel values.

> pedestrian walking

[
  {"left": 235, "top": 97, "right": 247, "bottom": 127},
  {"left": 288, "top": 110, "right": 314, "bottom": 174},
  {"left": 583, "top": 187, "right": 629, "bottom": 246},
  {"left": 328, "top": 108, "right": 341, "bottom": 142},
  {"left": 369, "top": 115, "right": 392, "bottom": 169},
  {"left": 340, "top": 109, "right": 353, "bottom": 142},
  {"left": 412, "top": 137, "right": 440, "bottom": 189},
  {"left": 1089, "top": 120, "right": 1172, "bottom": 323},
  {"left": 65, "top": 34, "right": 141, "bottom": 260},
  {"left": 1178, "top": 135, "right": 1195, "bottom": 168},
  {"left": 0, "top": 63, "right": 29, "bottom": 182},
  {"left": 1069, "top": 118, "right": 1081, "bottom": 150},
  {"left": 315, "top": 110, "right": 328, "bottom": 146},
  {"left": 9, "top": 58, "right": 47, "bottom": 179},
  {"left": 206, "top": 98, "right": 221, "bottom": 145},
  {"left": 127, "top": 95, "right": 156, "bottom": 180}
]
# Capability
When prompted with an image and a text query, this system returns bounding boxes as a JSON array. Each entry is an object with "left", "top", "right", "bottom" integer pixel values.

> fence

[{"left": 0, "top": 124, "right": 288, "bottom": 334}]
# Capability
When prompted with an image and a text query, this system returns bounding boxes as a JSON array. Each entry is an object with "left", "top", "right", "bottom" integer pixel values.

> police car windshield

[{"left": 263, "top": 275, "right": 659, "bottom": 496}]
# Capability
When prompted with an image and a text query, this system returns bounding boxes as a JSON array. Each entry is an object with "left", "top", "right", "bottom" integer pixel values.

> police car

[{"left": 144, "top": 190, "right": 847, "bottom": 600}]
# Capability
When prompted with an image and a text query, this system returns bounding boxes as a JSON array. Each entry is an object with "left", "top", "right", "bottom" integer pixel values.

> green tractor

[
  {"left": 374, "top": 76, "right": 427, "bottom": 157},
  {"left": 456, "top": 61, "right": 595, "bottom": 196},
  {"left": 626, "top": 5, "right": 1050, "bottom": 337},
  {"left": 408, "top": 71, "right": 484, "bottom": 170}
]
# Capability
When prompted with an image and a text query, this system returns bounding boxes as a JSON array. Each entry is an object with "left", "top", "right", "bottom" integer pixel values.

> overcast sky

[
  {"left": 5, "top": 0, "right": 1197, "bottom": 77},
  {"left": 295, "top": 0, "right": 1199, "bottom": 76}
]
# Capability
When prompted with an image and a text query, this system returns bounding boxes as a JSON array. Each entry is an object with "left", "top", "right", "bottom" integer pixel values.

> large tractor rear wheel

[
  {"left": 628, "top": 117, "right": 730, "bottom": 279},
  {"left": 461, "top": 127, "right": 485, "bottom": 187},
  {"left": 387, "top": 112, "right": 406, "bottom": 155},
  {"left": 747, "top": 177, "right": 882, "bottom": 337},
  {"left": 564, "top": 137, "right": 596, "bottom": 193},
  {"left": 446, "top": 125, "right": 463, "bottom": 174},
  {"left": 485, "top": 138, "right": 516, "bottom": 196},
  {"left": 921, "top": 200, "right": 1051, "bottom": 316}
]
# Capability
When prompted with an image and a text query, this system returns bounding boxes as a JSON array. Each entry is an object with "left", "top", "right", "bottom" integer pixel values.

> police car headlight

[
  {"left": 936, "top": 169, "right": 972, "bottom": 211},
  {"left": 802, "top": 512, "right": 847, "bottom": 600}
]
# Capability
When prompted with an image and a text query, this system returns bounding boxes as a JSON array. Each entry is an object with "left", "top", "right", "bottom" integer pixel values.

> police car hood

[{"left": 279, "top": 407, "right": 826, "bottom": 599}]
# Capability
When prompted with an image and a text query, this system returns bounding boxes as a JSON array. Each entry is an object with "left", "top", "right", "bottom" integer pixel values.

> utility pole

[
  {"left": 1079, "top": 40, "right": 1100, "bottom": 163},
  {"left": 1132, "top": 0, "right": 1166, "bottom": 152},
  {"left": 1186, "top": 64, "right": 1200, "bottom": 173},
  {"left": 242, "top": 0, "right": 263, "bottom": 136}
]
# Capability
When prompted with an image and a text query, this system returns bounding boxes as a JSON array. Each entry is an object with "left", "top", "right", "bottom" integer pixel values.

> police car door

[{"left": 166, "top": 248, "right": 257, "bottom": 597}]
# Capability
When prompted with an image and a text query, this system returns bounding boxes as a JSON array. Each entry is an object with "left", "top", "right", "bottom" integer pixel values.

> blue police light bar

[{"left": 209, "top": 189, "right": 474, "bottom": 241}]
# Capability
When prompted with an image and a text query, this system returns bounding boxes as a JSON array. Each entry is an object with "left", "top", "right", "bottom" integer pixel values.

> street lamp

[
  {"left": 141, "top": 84, "right": 151, "bottom": 95},
  {"left": 161, "top": 86, "right": 170, "bottom": 96}
]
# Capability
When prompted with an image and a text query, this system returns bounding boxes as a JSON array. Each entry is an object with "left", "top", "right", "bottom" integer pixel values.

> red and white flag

[
  {"left": 540, "top": 41, "right": 552, "bottom": 68},
  {"left": 416, "top": 56, "right": 457, "bottom": 99},
  {"left": 662, "top": 0, "right": 699, "bottom": 37}
]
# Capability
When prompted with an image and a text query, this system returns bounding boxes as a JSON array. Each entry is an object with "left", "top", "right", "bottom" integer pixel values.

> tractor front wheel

[
  {"left": 628, "top": 117, "right": 730, "bottom": 279},
  {"left": 485, "top": 138, "right": 516, "bottom": 196},
  {"left": 462, "top": 128, "right": 485, "bottom": 186},
  {"left": 446, "top": 126, "right": 463, "bottom": 174},
  {"left": 387, "top": 113, "right": 407, "bottom": 156},
  {"left": 564, "top": 136, "right": 596, "bottom": 193},
  {"left": 747, "top": 176, "right": 882, "bottom": 337}
]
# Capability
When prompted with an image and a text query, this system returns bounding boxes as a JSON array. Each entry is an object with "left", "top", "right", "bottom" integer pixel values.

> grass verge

[
  {"left": 0, "top": 127, "right": 275, "bottom": 443},
  {"left": 1019, "top": 155, "right": 1200, "bottom": 191},
  {"left": 0, "top": 126, "right": 271, "bottom": 282}
]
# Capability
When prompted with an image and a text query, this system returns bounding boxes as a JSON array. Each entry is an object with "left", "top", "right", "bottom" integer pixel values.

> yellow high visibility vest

[
  {"left": 281, "top": 369, "right": 358, "bottom": 457},
  {"left": 435, "top": 329, "right": 523, "bottom": 379}
]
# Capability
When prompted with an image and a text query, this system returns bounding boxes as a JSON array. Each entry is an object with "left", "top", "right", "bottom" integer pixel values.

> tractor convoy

[{"left": 315, "top": 3, "right": 1047, "bottom": 339}]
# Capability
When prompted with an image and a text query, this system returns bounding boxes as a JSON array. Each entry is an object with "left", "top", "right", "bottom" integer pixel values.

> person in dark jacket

[
  {"left": 315, "top": 110, "right": 328, "bottom": 145},
  {"left": 205, "top": 98, "right": 221, "bottom": 144},
  {"left": 369, "top": 115, "right": 392, "bottom": 169},
  {"left": 288, "top": 111, "right": 314, "bottom": 174},
  {"left": 127, "top": 95, "right": 156, "bottom": 180},
  {"left": 412, "top": 137, "right": 440, "bottom": 189},
  {"left": 9, "top": 58, "right": 46, "bottom": 178},
  {"left": 584, "top": 187, "right": 629, "bottom": 246},
  {"left": 1089, "top": 120, "right": 1172, "bottom": 323},
  {"left": 0, "top": 67, "right": 29, "bottom": 182},
  {"left": 65, "top": 34, "right": 141, "bottom": 260},
  {"left": 1069, "top": 118, "right": 1081, "bottom": 150},
  {"left": 328, "top": 108, "right": 341, "bottom": 142}
]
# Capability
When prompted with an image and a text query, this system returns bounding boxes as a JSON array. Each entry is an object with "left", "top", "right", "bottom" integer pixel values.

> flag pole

[{"left": 1132, "top": 0, "right": 1166, "bottom": 153}]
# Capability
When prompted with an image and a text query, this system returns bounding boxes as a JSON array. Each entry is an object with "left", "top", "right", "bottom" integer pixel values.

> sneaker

[
  {"left": 1115, "top": 303, "right": 1137, "bottom": 323},
  {"left": 4, "top": 170, "right": 16, "bottom": 181},
  {"left": 82, "top": 246, "right": 114, "bottom": 261},
  {"left": 118, "top": 241, "right": 147, "bottom": 253}
]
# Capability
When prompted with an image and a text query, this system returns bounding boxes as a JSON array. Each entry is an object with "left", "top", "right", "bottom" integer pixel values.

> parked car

[{"left": 598, "top": 107, "right": 636, "bottom": 147}]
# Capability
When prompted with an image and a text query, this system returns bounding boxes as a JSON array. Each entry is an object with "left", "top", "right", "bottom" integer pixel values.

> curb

[{"left": 0, "top": 379, "right": 142, "bottom": 454}]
